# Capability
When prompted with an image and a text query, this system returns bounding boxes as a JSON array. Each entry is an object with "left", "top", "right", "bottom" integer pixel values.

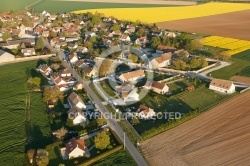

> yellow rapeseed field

[
  {"left": 72, "top": 2, "right": 250, "bottom": 23},
  {"left": 201, "top": 36, "right": 250, "bottom": 56}
]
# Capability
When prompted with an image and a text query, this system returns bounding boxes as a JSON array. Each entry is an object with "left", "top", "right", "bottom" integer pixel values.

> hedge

[{"left": 81, "top": 145, "right": 123, "bottom": 166}]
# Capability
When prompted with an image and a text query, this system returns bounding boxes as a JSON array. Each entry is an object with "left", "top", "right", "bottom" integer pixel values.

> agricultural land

[
  {"left": 72, "top": 2, "right": 250, "bottom": 23},
  {"left": 141, "top": 91, "right": 250, "bottom": 166},
  {"left": 157, "top": 10, "right": 250, "bottom": 40},
  {"left": 0, "top": 61, "right": 52, "bottom": 165}
]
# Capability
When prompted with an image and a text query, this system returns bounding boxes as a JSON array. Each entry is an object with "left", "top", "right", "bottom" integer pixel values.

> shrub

[{"left": 107, "top": 145, "right": 113, "bottom": 149}]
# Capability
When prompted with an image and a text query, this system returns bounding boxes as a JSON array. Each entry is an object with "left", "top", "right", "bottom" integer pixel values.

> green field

[
  {"left": 131, "top": 81, "right": 235, "bottom": 134},
  {"left": 31, "top": 0, "right": 174, "bottom": 13},
  {"left": 0, "top": 61, "right": 51, "bottom": 165},
  {"left": 90, "top": 149, "right": 137, "bottom": 166},
  {"left": 210, "top": 49, "right": 250, "bottom": 79},
  {"left": 0, "top": 0, "right": 38, "bottom": 11}
]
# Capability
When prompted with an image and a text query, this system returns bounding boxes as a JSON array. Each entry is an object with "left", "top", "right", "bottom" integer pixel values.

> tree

[
  {"left": 200, "top": 56, "right": 208, "bottom": 68},
  {"left": 173, "top": 59, "right": 187, "bottom": 70},
  {"left": 2, "top": 31, "right": 11, "bottom": 42},
  {"left": 43, "top": 86, "right": 63, "bottom": 103},
  {"left": 185, "top": 39, "right": 203, "bottom": 52},
  {"left": 94, "top": 131, "right": 110, "bottom": 150},
  {"left": 27, "top": 149, "right": 36, "bottom": 164},
  {"left": 33, "top": 77, "right": 41, "bottom": 87},
  {"left": 35, "top": 37, "right": 45, "bottom": 51},
  {"left": 98, "top": 59, "right": 112, "bottom": 77},
  {"left": 219, "top": 52, "right": 230, "bottom": 61},
  {"left": 110, "top": 24, "right": 120, "bottom": 31},
  {"left": 129, "top": 54, "right": 138, "bottom": 63},
  {"left": 131, "top": 117, "right": 140, "bottom": 125},
  {"left": 150, "top": 37, "right": 161, "bottom": 48},
  {"left": 35, "top": 149, "right": 49, "bottom": 166},
  {"left": 55, "top": 127, "right": 68, "bottom": 141},
  {"left": 189, "top": 58, "right": 201, "bottom": 69},
  {"left": 49, "top": 31, "right": 57, "bottom": 38},
  {"left": 96, "top": 116, "right": 107, "bottom": 127},
  {"left": 91, "top": 15, "right": 101, "bottom": 25}
]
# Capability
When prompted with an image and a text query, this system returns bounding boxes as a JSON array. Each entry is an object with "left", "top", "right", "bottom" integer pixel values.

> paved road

[{"left": 43, "top": 39, "right": 148, "bottom": 166}]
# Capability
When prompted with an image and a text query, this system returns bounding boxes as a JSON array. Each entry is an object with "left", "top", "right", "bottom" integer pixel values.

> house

[
  {"left": 112, "top": 30, "right": 122, "bottom": 36},
  {"left": 135, "top": 36, "right": 148, "bottom": 46},
  {"left": 149, "top": 52, "right": 172, "bottom": 68},
  {"left": 42, "top": 30, "right": 50, "bottom": 38},
  {"left": 165, "top": 31, "right": 176, "bottom": 38},
  {"left": 74, "top": 82, "right": 83, "bottom": 90},
  {"left": 156, "top": 45, "right": 176, "bottom": 54},
  {"left": 1, "top": 40, "right": 22, "bottom": 49},
  {"left": 54, "top": 76, "right": 67, "bottom": 86},
  {"left": 69, "top": 53, "right": 78, "bottom": 64},
  {"left": 0, "top": 49, "right": 15, "bottom": 63},
  {"left": 59, "top": 69, "right": 72, "bottom": 77},
  {"left": 152, "top": 31, "right": 162, "bottom": 36},
  {"left": 209, "top": 79, "right": 235, "bottom": 94},
  {"left": 37, "top": 64, "right": 52, "bottom": 76},
  {"left": 136, "top": 105, "right": 156, "bottom": 119},
  {"left": 77, "top": 46, "right": 88, "bottom": 54},
  {"left": 118, "top": 70, "right": 145, "bottom": 83},
  {"left": 124, "top": 88, "right": 140, "bottom": 102},
  {"left": 68, "top": 107, "right": 87, "bottom": 125},
  {"left": 21, "top": 48, "right": 36, "bottom": 56},
  {"left": 66, "top": 137, "right": 86, "bottom": 159},
  {"left": 144, "top": 81, "right": 169, "bottom": 94},
  {"left": 121, "top": 35, "right": 131, "bottom": 43},
  {"left": 84, "top": 31, "right": 96, "bottom": 38},
  {"left": 67, "top": 92, "right": 86, "bottom": 109},
  {"left": 75, "top": 60, "right": 86, "bottom": 69},
  {"left": 68, "top": 43, "right": 78, "bottom": 50}
]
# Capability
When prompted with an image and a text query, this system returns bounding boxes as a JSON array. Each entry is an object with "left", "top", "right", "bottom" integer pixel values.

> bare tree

[
  {"left": 55, "top": 127, "right": 68, "bottom": 141},
  {"left": 27, "top": 149, "right": 36, "bottom": 164}
]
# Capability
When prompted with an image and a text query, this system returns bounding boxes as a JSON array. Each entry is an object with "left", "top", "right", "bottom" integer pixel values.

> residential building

[
  {"left": 156, "top": 45, "right": 176, "bottom": 54},
  {"left": 0, "top": 49, "right": 15, "bottom": 63},
  {"left": 68, "top": 107, "right": 87, "bottom": 125},
  {"left": 69, "top": 53, "right": 78, "bottom": 64},
  {"left": 209, "top": 79, "right": 235, "bottom": 94},
  {"left": 21, "top": 48, "right": 36, "bottom": 56},
  {"left": 67, "top": 92, "right": 86, "bottom": 109},
  {"left": 37, "top": 64, "right": 52, "bottom": 76},
  {"left": 144, "top": 81, "right": 169, "bottom": 94},
  {"left": 119, "top": 70, "right": 145, "bottom": 83},
  {"left": 66, "top": 138, "right": 86, "bottom": 159},
  {"left": 136, "top": 105, "right": 156, "bottom": 119},
  {"left": 149, "top": 52, "right": 172, "bottom": 68}
]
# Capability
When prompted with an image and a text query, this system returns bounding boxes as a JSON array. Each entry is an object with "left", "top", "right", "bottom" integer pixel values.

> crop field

[
  {"left": 31, "top": 0, "right": 172, "bottom": 13},
  {"left": 210, "top": 49, "right": 250, "bottom": 79},
  {"left": 157, "top": 9, "right": 250, "bottom": 40},
  {"left": 0, "top": 61, "right": 51, "bottom": 165},
  {"left": 201, "top": 36, "right": 250, "bottom": 55},
  {"left": 141, "top": 91, "right": 250, "bottom": 166},
  {"left": 0, "top": 0, "right": 38, "bottom": 11},
  {"left": 73, "top": 2, "right": 250, "bottom": 23}
]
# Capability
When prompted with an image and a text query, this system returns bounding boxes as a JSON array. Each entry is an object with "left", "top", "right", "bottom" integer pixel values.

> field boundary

[{"left": 26, "top": 0, "right": 43, "bottom": 9}]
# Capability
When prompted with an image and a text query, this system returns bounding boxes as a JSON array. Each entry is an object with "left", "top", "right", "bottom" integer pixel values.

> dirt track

[
  {"left": 55, "top": 0, "right": 197, "bottom": 5},
  {"left": 141, "top": 91, "right": 250, "bottom": 166},
  {"left": 157, "top": 10, "right": 250, "bottom": 40}
]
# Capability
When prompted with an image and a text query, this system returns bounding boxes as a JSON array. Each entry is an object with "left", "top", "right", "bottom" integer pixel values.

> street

[{"left": 43, "top": 39, "right": 149, "bottom": 166}]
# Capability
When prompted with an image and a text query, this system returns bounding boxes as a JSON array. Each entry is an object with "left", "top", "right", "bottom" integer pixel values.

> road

[{"left": 43, "top": 39, "right": 148, "bottom": 166}]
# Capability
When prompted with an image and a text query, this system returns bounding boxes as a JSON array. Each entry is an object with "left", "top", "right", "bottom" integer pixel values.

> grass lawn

[
  {"left": 99, "top": 79, "right": 117, "bottom": 97},
  {"left": 130, "top": 81, "right": 235, "bottom": 134},
  {"left": 90, "top": 149, "right": 137, "bottom": 166},
  {"left": 46, "top": 130, "right": 120, "bottom": 166},
  {"left": 210, "top": 49, "right": 250, "bottom": 79},
  {"left": 32, "top": 0, "right": 173, "bottom": 13},
  {"left": 0, "top": 0, "right": 38, "bottom": 11},
  {"left": 0, "top": 61, "right": 52, "bottom": 165},
  {"left": 153, "top": 72, "right": 174, "bottom": 81},
  {"left": 89, "top": 83, "right": 105, "bottom": 102}
]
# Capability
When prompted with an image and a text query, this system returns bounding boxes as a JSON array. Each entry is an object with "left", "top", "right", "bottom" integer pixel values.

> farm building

[{"left": 209, "top": 79, "right": 235, "bottom": 94}]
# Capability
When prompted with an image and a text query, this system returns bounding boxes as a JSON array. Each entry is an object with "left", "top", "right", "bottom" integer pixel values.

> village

[{"left": 0, "top": 9, "right": 244, "bottom": 165}]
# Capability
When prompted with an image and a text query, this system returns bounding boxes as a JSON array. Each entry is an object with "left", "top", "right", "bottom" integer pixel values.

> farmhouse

[
  {"left": 119, "top": 70, "right": 145, "bottom": 83},
  {"left": 209, "top": 79, "right": 235, "bottom": 94},
  {"left": 65, "top": 137, "right": 86, "bottom": 159},
  {"left": 67, "top": 92, "right": 86, "bottom": 109},
  {"left": 149, "top": 52, "right": 172, "bottom": 68},
  {"left": 136, "top": 105, "right": 156, "bottom": 119},
  {"left": 0, "top": 49, "right": 14, "bottom": 63},
  {"left": 68, "top": 107, "right": 87, "bottom": 125},
  {"left": 144, "top": 81, "right": 169, "bottom": 94}
]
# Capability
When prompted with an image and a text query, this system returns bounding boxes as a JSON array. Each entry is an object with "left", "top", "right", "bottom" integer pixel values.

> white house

[
  {"left": 149, "top": 53, "right": 172, "bottom": 69},
  {"left": 66, "top": 137, "right": 86, "bottom": 159},
  {"left": 0, "top": 49, "right": 15, "bottom": 63},
  {"left": 67, "top": 92, "right": 86, "bottom": 109},
  {"left": 144, "top": 81, "right": 169, "bottom": 94},
  {"left": 37, "top": 64, "right": 52, "bottom": 76},
  {"left": 68, "top": 107, "right": 87, "bottom": 125},
  {"left": 69, "top": 53, "right": 78, "bottom": 64},
  {"left": 124, "top": 88, "right": 140, "bottom": 102},
  {"left": 209, "top": 79, "right": 235, "bottom": 94},
  {"left": 119, "top": 70, "right": 145, "bottom": 83},
  {"left": 21, "top": 48, "right": 36, "bottom": 56},
  {"left": 137, "top": 105, "right": 156, "bottom": 119}
]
